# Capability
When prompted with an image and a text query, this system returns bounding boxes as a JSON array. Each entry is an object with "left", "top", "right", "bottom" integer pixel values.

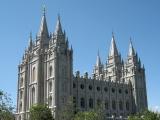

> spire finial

[
  {"left": 43, "top": 5, "right": 46, "bottom": 16},
  {"left": 96, "top": 49, "right": 101, "bottom": 66}
]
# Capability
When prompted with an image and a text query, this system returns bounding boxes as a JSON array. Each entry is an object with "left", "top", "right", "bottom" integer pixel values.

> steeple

[
  {"left": 54, "top": 15, "right": 63, "bottom": 35},
  {"left": 128, "top": 38, "right": 135, "bottom": 56},
  {"left": 38, "top": 6, "right": 49, "bottom": 37},
  {"left": 109, "top": 33, "right": 118, "bottom": 57},
  {"left": 96, "top": 50, "right": 101, "bottom": 67}
]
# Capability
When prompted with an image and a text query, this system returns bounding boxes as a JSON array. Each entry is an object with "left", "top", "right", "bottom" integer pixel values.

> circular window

[
  {"left": 119, "top": 89, "right": 122, "bottom": 94},
  {"left": 104, "top": 87, "right": 108, "bottom": 92},
  {"left": 125, "top": 89, "right": 128, "bottom": 94},
  {"left": 80, "top": 84, "right": 84, "bottom": 89},
  {"left": 89, "top": 85, "right": 92, "bottom": 90},
  {"left": 112, "top": 88, "right": 115, "bottom": 93},
  {"left": 97, "top": 86, "right": 100, "bottom": 91}
]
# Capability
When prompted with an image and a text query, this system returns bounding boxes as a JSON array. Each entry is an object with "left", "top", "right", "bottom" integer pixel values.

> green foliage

[
  {"left": 128, "top": 110, "right": 160, "bottom": 120},
  {"left": 0, "top": 90, "right": 15, "bottom": 120},
  {"left": 74, "top": 111, "right": 98, "bottom": 120},
  {"left": 30, "top": 104, "right": 54, "bottom": 120}
]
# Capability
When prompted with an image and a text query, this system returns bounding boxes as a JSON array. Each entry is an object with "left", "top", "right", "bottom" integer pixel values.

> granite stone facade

[{"left": 16, "top": 11, "right": 148, "bottom": 120}]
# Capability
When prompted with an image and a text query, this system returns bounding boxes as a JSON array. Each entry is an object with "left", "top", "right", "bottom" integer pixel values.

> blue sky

[{"left": 0, "top": 0, "right": 160, "bottom": 111}]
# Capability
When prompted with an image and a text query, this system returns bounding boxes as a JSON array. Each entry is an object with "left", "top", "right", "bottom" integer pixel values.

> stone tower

[{"left": 124, "top": 40, "right": 148, "bottom": 113}]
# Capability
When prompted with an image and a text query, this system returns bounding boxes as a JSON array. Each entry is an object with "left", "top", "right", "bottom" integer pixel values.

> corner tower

[{"left": 124, "top": 40, "right": 148, "bottom": 113}]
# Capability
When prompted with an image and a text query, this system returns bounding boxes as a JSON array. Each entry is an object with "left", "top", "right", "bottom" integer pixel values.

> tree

[
  {"left": 0, "top": 90, "right": 15, "bottom": 120},
  {"left": 30, "top": 104, "right": 54, "bottom": 120},
  {"left": 128, "top": 110, "right": 160, "bottom": 120},
  {"left": 74, "top": 111, "right": 98, "bottom": 120}
]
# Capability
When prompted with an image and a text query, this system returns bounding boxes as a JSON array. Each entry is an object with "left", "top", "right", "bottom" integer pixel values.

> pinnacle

[{"left": 109, "top": 33, "right": 119, "bottom": 57}]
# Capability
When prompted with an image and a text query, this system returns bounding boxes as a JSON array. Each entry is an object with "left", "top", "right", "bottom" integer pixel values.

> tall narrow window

[
  {"left": 126, "top": 101, "right": 129, "bottom": 111},
  {"left": 49, "top": 81, "right": 52, "bottom": 92},
  {"left": 119, "top": 101, "right": 123, "bottom": 110},
  {"left": 32, "top": 67, "right": 35, "bottom": 82},
  {"left": 19, "top": 102, "right": 22, "bottom": 112},
  {"left": 105, "top": 100, "right": 109, "bottom": 110},
  {"left": 80, "top": 98, "right": 85, "bottom": 108},
  {"left": 112, "top": 100, "right": 116, "bottom": 110},
  {"left": 32, "top": 87, "right": 35, "bottom": 104},
  {"left": 20, "top": 91, "right": 23, "bottom": 99},
  {"left": 97, "top": 99, "right": 101, "bottom": 106},
  {"left": 49, "top": 66, "right": 52, "bottom": 77},
  {"left": 20, "top": 78, "right": 23, "bottom": 87},
  {"left": 89, "top": 98, "right": 93, "bottom": 108},
  {"left": 49, "top": 96, "right": 52, "bottom": 106}
]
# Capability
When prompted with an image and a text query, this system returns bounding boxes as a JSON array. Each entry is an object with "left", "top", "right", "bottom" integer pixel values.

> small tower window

[
  {"left": 49, "top": 66, "right": 52, "bottom": 77},
  {"left": 19, "top": 101, "right": 22, "bottom": 112},
  {"left": 49, "top": 81, "right": 52, "bottom": 92},
  {"left": 20, "top": 78, "right": 23, "bottom": 87},
  {"left": 20, "top": 91, "right": 23, "bottom": 99},
  {"left": 32, "top": 87, "right": 35, "bottom": 104},
  {"left": 32, "top": 67, "right": 36, "bottom": 82},
  {"left": 49, "top": 96, "right": 52, "bottom": 106}
]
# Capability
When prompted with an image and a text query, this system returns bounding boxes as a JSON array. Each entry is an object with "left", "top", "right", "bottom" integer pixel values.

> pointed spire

[
  {"left": 109, "top": 32, "right": 118, "bottom": 56},
  {"left": 96, "top": 50, "right": 101, "bottom": 66},
  {"left": 28, "top": 32, "right": 33, "bottom": 47},
  {"left": 38, "top": 6, "right": 49, "bottom": 37},
  {"left": 54, "top": 14, "right": 63, "bottom": 35},
  {"left": 128, "top": 38, "right": 135, "bottom": 56}
]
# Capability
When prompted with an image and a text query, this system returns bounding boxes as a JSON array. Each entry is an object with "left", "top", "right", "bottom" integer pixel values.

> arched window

[
  {"left": 105, "top": 100, "right": 109, "bottom": 110},
  {"left": 32, "top": 87, "right": 35, "bottom": 104},
  {"left": 80, "top": 98, "right": 85, "bottom": 108},
  {"left": 119, "top": 101, "right": 123, "bottom": 110},
  {"left": 49, "top": 66, "right": 52, "bottom": 77},
  {"left": 49, "top": 81, "right": 52, "bottom": 92},
  {"left": 112, "top": 100, "right": 116, "bottom": 110},
  {"left": 49, "top": 96, "right": 52, "bottom": 106},
  {"left": 126, "top": 101, "right": 129, "bottom": 111},
  {"left": 89, "top": 98, "right": 93, "bottom": 108},
  {"left": 32, "top": 67, "right": 35, "bottom": 82},
  {"left": 20, "top": 78, "right": 23, "bottom": 87}
]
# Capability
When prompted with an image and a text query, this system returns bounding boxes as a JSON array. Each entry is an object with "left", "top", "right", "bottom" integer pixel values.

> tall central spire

[
  {"left": 54, "top": 15, "right": 63, "bottom": 35},
  {"left": 38, "top": 6, "right": 49, "bottom": 37},
  {"left": 109, "top": 33, "right": 118, "bottom": 57}
]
